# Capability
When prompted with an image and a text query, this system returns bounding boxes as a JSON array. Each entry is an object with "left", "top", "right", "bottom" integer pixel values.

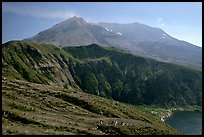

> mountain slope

[
  {"left": 98, "top": 22, "right": 202, "bottom": 69},
  {"left": 3, "top": 41, "right": 201, "bottom": 108},
  {"left": 24, "top": 16, "right": 201, "bottom": 69},
  {"left": 63, "top": 44, "right": 202, "bottom": 107},
  {"left": 98, "top": 22, "right": 171, "bottom": 42},
  {"left": 2, "top": 40, "right": 79, "bottom": 89},
  {"left": 24, "top": 16, "right": 131, "bottom": 49},
  {"left": 2, "top": 78, "right": 180, "bottom": 135}
]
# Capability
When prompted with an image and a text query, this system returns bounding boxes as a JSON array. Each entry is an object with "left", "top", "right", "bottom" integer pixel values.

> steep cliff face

[
  {"left": 2, "top": 41, "right": 79, "bottom": 89},
  {"left": 63, "top": 44, "right": 202, "bottom": 107}
]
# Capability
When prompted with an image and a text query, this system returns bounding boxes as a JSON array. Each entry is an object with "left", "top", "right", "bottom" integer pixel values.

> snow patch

[
  {"left": 162, "top": 33, "right": 166, "bottom": 36},
  {"left": 116, "top": 32, "right": 122, "bottom": 36},
  {"left": 105, "top": 27, "right": 112, "bottom": 32}
]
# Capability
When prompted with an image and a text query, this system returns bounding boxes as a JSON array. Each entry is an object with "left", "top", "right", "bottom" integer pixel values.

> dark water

[{"left": 165, "top": 111, "right": 202, "bottom": 135}]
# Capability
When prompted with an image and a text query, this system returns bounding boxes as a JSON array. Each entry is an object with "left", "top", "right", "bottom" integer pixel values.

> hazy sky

[{"left": 2, "top": 2, "right": 202, "bottom": 47}]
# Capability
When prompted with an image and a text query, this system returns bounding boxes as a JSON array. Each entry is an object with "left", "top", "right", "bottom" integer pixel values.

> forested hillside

[{"left": 2, "top": 41, "right": 202, "bottom": 107}]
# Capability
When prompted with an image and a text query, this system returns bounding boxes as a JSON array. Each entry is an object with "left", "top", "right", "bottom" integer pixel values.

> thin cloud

[
  {"left": 157, "top": 17, "right": 163, "bottom": 22},
  {"left": 157, "top": 17, "right": 165, "bottom": 27},
  {"left": 2, "top": 4, "right": 78, "bottom": 19}
]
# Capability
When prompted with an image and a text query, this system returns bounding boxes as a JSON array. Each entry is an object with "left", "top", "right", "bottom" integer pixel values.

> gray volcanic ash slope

[{"left": 24, "top": 16, "right": 202, "bottom": 69}]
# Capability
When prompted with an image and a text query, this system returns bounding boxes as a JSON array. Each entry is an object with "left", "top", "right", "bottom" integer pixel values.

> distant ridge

[{"left": 24, "top": 16, "right": 202, "bottom": 69}]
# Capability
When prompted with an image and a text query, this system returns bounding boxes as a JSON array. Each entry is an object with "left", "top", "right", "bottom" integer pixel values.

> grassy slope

[{"left": 2, "top": 78, "right": 180, "bottom": 135}]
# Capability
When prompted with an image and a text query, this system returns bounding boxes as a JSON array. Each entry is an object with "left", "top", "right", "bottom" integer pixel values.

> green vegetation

[
  {"left": 2, "top": 79, "right": 180, "bottom": 135},
  {"left": 2, "top": 41, "right": 202, "bottom": 135},
  {"left": 63, "top": 44, "right": 202, "bottom": 107},
  {"left": 2, "top": 41, "right": 202, "bottom": 107},
  {"left": 2, "top": 40, "right": 79, "bottom": 88}
]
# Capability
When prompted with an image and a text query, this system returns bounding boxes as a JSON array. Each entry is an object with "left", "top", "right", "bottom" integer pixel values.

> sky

[{"left": 2, "top": 2, "right": 202, "bottom": 47}]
